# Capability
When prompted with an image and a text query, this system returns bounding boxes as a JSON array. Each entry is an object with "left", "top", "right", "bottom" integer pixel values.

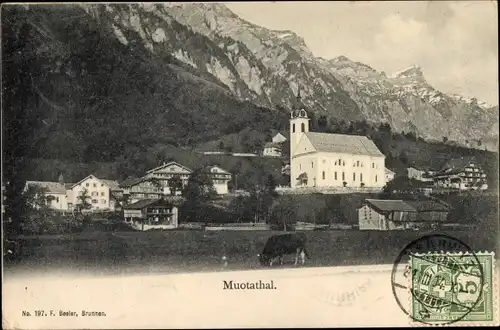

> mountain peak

[
  {"left": 391, "top": 65, "right": 424, "bottom": 79},
  {"left": 331, "top": 55, "right": 352, "bottom": 63}
]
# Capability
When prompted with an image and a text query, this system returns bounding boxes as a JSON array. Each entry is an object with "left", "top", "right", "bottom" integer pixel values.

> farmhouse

[
  {"left": 123, "top": 198, "right": 179, "bottom": 231},
  {"left": 289, "top": 93, "right": 386, "bottom": 190},
  {"left": 433, "top": 156, "right": 488, "bottom": 191}
]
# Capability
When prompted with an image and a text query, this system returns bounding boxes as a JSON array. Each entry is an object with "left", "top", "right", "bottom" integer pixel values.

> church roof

[{"left": 304, "top": 132, "right": 384, "bottom": 157}]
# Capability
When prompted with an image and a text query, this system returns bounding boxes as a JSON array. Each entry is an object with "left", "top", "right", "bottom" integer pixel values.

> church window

[
  {"left": 342, "top": 172, "right": 345, "bottom": 181},
  {"left": 292, "top": 124, "right": 295, "bottom": 133},
  {"left": 353, "top": 173, "right": 356, "bottom": 181},
  {"left": 334, "top": 172, "right": 337, "bottom": 180},
  {"left": 301, "top": 123, "right": 305, "bottom": 132},
  {"left": 322, "top": 171, "right": 325, "bottom": 180}
]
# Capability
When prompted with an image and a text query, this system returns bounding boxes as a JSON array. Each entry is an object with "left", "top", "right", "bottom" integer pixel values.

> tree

[
  {"left": 270, "top": 196, "right": 297, "bottom": 231},
  {"left": 167, "top": 174, "right": 183, "bottom": 196},
  {"left": 182, "top": 166, "right": 217, "bottom": 202},
  {"left": 76, "top": 188, "right": 92, "bottom": 212}
]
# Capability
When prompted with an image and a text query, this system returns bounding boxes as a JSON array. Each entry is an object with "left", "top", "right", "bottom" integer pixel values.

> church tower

[{"left": 289, "top": 88, "right": 310, "bottom": 157}]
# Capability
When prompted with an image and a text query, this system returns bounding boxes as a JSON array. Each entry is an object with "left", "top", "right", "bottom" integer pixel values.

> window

[
  {"left": 92, "top": 192, "right": 98, "bottom": 196},
  {"left": 375, "top": 175, "right": 378, "bottom": 182},
  {"left": 86, "top": 183, "right": 89, "bottom": 187},
  {"left": 343, "top": 161, "right": 345, "bottom": 166},
  {"left": 353, "top": 173, "right": 356, "bottom": 181},
  {"left": 292, "top": 123, "right": 295, "bottom": 133},
  {"left": 372, "top": 163, "right": 375, "bottom": 168},
  {"left": 101, "top": 192, "right": 105, "bottom": 196},
  {"left": 334, "top": 161, "right": 337, "bottom": 166},
  {"left": 334, "top": 172, "right": 337, "bottom": 180},
  {"left": 311, "top": 161, "right": 314, "bottom": 168},
  {"left": 92, "top": 199, "right": 98, "bottom": 204},
  {"left": 342, "top": 172, "right": 345, "bottom": 181},
  {"left": 322, "top": 171, "right": 325, "bottom": 180},
  {"left": 101, "top": 199, "right": 106, "bottom": 204},
  {"left": 339, "top": 159, "right": 342, "bottom": 165},
  {"left": 55, "top": 197, "right": 59, "bottom": 203},
  {"left": 299, "top": 164, "right": 302, "bottom": 170},
  {"left": 301, "top": 123, "right": 305, "bottom": 132},
  {"left": 101, "top": 183, "right": 104, "bottom": 187},
  {"left": 360, "top": 173, "right": 363, "bottom": 182},
  {"left": 93, "top": 183, "right": 97, "bottom": 188},
  {"left": 357, "top": 161, "right": 360, "bottom": 167}
]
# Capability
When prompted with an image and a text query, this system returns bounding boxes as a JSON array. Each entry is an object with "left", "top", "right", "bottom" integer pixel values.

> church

[{"left": 289, "top": 94, "right": 387, "bottom": 190}]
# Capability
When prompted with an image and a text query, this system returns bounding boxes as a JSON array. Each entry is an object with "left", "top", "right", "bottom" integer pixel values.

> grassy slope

[{"left": 6, "top": 228, "right": 497, "bottom": 275}]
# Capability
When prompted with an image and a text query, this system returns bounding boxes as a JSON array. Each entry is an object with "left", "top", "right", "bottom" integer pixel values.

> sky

[{"left": 226, "top": 1, "right": 498, "bottom": 105}]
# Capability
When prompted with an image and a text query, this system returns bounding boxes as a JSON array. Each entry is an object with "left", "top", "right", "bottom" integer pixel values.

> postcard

[{"left": 2, "top": 1, "right": 498, "bottom": 328}]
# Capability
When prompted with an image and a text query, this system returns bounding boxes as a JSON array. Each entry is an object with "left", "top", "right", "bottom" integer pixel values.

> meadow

[{"left": 5, "top": 228, "right": 497, "bottom": 277}]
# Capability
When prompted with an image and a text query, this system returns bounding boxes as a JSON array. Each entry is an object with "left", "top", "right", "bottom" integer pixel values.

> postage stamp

[{"left": 409, "top": 252, "right": 495, "bottom": 325}]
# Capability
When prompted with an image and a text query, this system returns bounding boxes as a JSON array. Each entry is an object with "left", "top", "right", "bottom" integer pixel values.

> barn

[{"left": 358, "top": 198, "right": 451, "bottom": 231}]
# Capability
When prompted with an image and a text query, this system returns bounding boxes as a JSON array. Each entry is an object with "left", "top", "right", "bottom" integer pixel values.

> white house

[
  {"left": 263, "top": 130, "right": 288, "bottom": 157},
  {"left": 25, "top": 181, "right": 68, "bottom": 211},
  {"left": 67, "top": 174, "right": 121, "bottom": 211},
  {"left": 289, "top": 97, "right": 386, "bottom": 190},
  {"left": 207, "top": 165, "right": 232, "bottom": 195},
  {"left": 385, "top": 168, "right": 396, "bottom": 183}
]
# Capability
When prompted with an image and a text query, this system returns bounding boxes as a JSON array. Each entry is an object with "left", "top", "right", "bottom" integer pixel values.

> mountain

[
  {"left": 3, "top": 2, "right": 498, "bottom": 166},
  {"left": 2, "top": 4, "right": 288, "bottom": 164},
  {"left": 160, "top": 3, "right": 498, "bottom": 150}
]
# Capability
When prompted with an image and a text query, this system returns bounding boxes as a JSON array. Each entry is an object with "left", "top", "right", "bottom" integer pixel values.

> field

[{"left": 5, "top": 228, "right": 498, "bottom": 277}]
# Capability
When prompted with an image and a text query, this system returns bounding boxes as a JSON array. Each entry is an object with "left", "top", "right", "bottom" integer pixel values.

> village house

[
  {"left": 433, "top": 156, "right": 488, "bottom": 191},
  {"left": 358, "top": 198, "right": 450, "bottom": 230},
  {"left": 66, "top": 174, "right": 121, "bottom": 212},
  {"left": 385, "top": 168, "right": 396, "bottom": 183},
  {"left": 25, "top": 181, "right": 68, "bottom": 211},
  {"left": 119, "top": 177, "right": 164, "bottom": 204},
  {"left": 207, "top": 165, "right": 232, "bottom": 195},
  {"left": 407, "top": 166, "right": 435, "bottom": 182},
  {"left": 263, "top": 130, "right": 288, "bottom": 157},
  {"left": 289, "top": 93, "right": 386, "bottom": 190},
  {"left": 121, "top": 162, "right": 232, "bottom": 201},
  {"left": 123, "top": 198, "right": 179, "bottom": 231}
]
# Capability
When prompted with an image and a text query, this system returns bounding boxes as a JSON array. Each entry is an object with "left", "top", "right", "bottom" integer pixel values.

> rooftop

[
  {"left": 365, "top": 199, "right": 416, "bottom": 212},
  {"left": 305, "top": 132, "right": 384, "bottom": 157},
  {"left": 26, "top": 181, "right": 66, "bottom": 194}
]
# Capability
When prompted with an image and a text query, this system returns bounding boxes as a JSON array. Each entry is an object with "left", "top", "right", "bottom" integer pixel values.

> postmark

[{"left": 391, "top": 234, "right": 496, "bottom": 326}]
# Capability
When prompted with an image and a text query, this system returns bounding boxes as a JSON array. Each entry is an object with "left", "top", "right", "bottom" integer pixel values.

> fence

[{"left": 275, "top": 186, "right": 383, "bottom": 195}]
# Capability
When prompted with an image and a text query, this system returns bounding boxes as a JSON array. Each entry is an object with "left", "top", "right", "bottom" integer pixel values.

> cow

[{"left": 258, "top": 233, "right": 310, "bottom": 267}]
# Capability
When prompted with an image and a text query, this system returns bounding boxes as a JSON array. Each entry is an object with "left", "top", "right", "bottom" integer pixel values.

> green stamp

[{"left": 410, "top": 252, "right": 495, "bottom": 324}]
